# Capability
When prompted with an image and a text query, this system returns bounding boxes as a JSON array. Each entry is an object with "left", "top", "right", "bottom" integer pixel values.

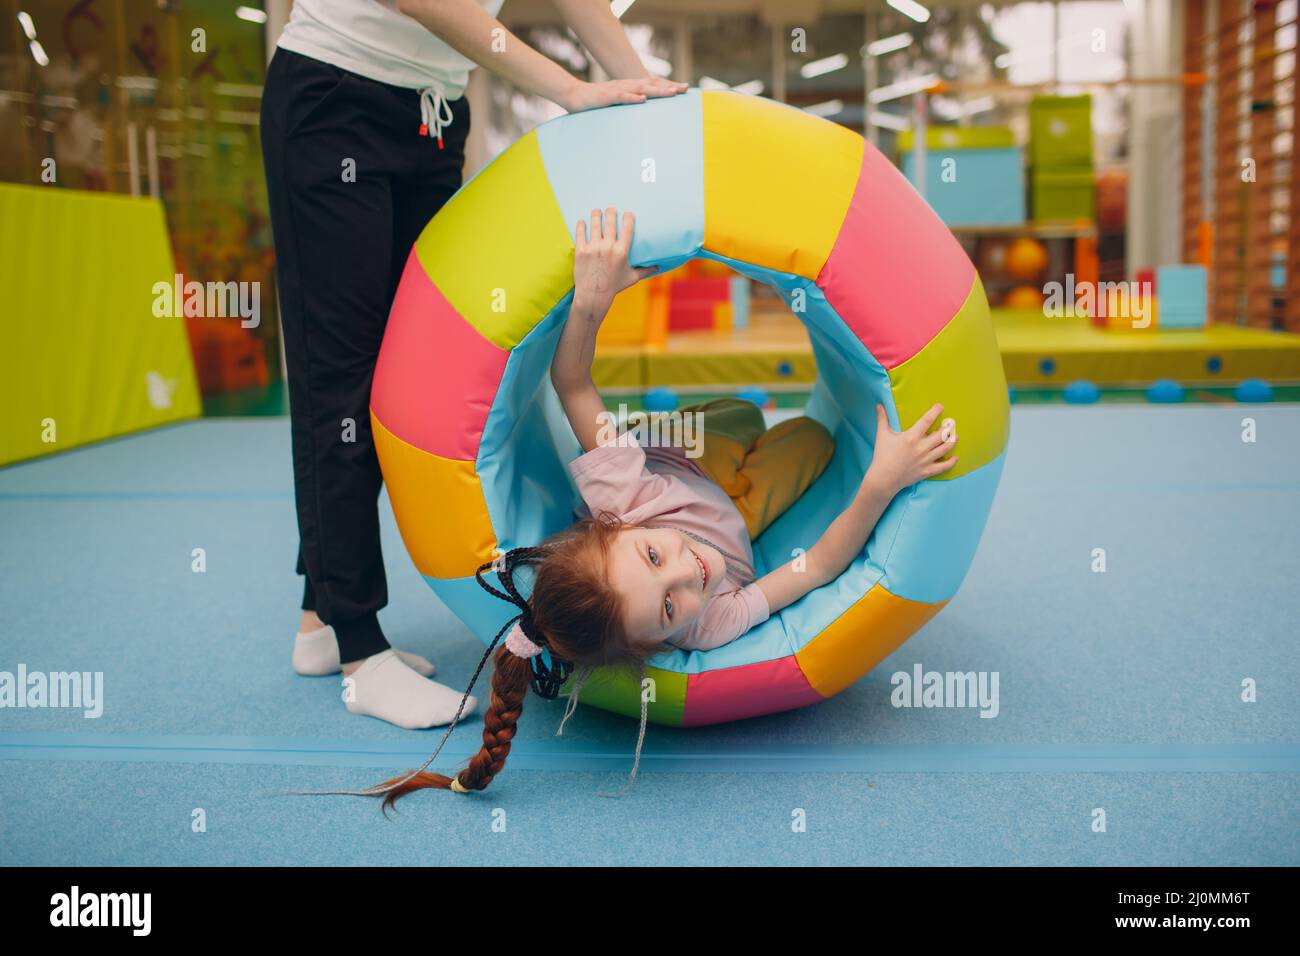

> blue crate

[
  {"left": 901, "top": 146, "right": 1026, "bottom": 227},
  {"left": 1155, "top": 265, "right": 1207, "bottom": 329}
]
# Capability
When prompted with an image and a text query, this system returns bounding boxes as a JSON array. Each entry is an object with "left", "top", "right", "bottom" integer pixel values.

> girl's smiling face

[{"left": 605, "top": 526, "right": 724, "bottom": 650}]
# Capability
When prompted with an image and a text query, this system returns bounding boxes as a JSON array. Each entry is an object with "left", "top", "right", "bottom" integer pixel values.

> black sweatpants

[{"left": 260, "top": 47, "right": 470, "bottom": 663}]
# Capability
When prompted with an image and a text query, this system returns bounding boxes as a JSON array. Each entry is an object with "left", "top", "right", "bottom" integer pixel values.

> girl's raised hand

[
  {"left": 866, "top": 403, "right": 958, "bottom": 493},
  {"left": 573, "top": 208, "right": 659, "bottom": 314}
]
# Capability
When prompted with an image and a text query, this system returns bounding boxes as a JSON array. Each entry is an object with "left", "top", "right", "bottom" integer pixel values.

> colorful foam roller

[{"left": 371, "top": 89, "right": 1009, "bottom": 727}]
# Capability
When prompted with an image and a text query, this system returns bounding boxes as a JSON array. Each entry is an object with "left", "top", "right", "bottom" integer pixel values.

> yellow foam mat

[
  {"left": 595, "top": 303, "right": 1300, "bottom": 393},
  {"left": 1, "top": 185, "right": 201, "bottom": 466},
  {"left": 997, "top": 309, "right": 1300, "bottom": 386},
  {"left": 593, "top": 307, "right": 816, "bottom": 389},
  {"left": 643, "top": 348, "right": 817, "bottom": 387}
]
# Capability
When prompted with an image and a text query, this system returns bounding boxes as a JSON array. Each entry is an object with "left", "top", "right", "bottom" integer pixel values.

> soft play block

[
  {"left": 672, "top": 275, "right": 731, "bottom": 301},
  {"left": 730, "top": 274, "right": 751, "bottom": 328},
  {"left": 669, "top": 275, "right": 731, "bottom": 330},
  {"left": 1029, "top": 94, "right": 1093, "bottom": 167},
  {"left": 669, "top": 300, "right": 718, "bottom": 330},
  {"left": 1031, "top": 166, "right": 1095, "bottom": 222},
  {"left": 1095, "top": 284, "right": 1158, "bottom": 330},
  {"left": 897, "top": 126, "right": 1015, "bottom": 152},
  {"left": 901, "top": 146, "right": 1026, "bottom": 226},
  {"left": 713, "top": 300, "right": 733, "bottom": 332},
  {"left": 595, "top": 278, "right": 653, "bottom": 346},
  {"left": 1154, "top": 265, "right": 1207, "bottom": 328}
]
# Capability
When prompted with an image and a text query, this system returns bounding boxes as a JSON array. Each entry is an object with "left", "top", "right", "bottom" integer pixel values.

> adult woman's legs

[
  {"left": 296, "top": 544, "right": 322, "bottom": 632},
  {"left": 261, "top": 49, "right": 475, "bottom": 725},
  {"left": 262, "top": 49, "right": 394, "bottom": 664}
]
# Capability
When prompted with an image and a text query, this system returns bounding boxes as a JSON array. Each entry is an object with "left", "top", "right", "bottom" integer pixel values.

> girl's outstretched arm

[
  {"left": 551, "top": 208, "right": 657, "bottom": 452},
  {"left": 551, "top": 294, "right": 610, "bottom": 454},
  {"left": 755, "top": 403, "right": 958, "bottom": 614}
]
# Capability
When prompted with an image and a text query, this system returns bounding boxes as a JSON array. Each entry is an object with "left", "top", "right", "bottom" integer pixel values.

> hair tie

[
  {"left": 474, "top": 550, "right": 575, "bottom": 700},
  {"left": 505, "top": 621, "right": 544, "bottom": 658}
]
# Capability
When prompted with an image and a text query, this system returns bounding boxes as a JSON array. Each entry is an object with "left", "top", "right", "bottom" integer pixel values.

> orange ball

[
  {"left": 1004, "top": 285, "right": 1044, "bottom": 309},
  {"left": 1005, "top": 237, "right": 1049, "bottom": 279}
]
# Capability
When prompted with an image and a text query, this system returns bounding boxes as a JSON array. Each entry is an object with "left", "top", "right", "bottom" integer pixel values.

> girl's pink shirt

[{"left": 568, "top": 436, "right": 770, "bottom": 651}]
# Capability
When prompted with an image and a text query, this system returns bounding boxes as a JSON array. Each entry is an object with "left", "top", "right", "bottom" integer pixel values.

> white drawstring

[{"left": 417, "top": 85, "right": 454, "bottom": 147}]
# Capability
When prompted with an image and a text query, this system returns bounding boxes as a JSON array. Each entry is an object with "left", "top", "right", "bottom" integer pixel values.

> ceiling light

[
  {"left": 887, "top": 0, "right": 931, "bottom": 24},
  {"left": 800, "top": 53, "right": 849, "bottom": 79},
  {"left": 868, "top": 73, "right": 940, "bottom": 104},
  {"left": 805, "top": 99, "right": 844, "bottom": 117},
  {"left": 869, "top": 111, "right": 911, "bottom": 131},
  {"left": 865, "top": 34, "right": 913, "bottom": 57}
]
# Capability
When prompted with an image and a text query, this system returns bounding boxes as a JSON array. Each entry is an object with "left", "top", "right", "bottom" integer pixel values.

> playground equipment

[{"left": 369, "top": 90, "right": 1009, "bottom": 726}]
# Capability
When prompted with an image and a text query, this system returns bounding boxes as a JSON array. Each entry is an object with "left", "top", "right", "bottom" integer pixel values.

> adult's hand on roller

[
  {"left": 561, "top": 77, "right": 688, "bottom": 113},
  {"left": 572, "top": 208, "right": 658, "bottom": 317},
  {"left": 866, "top": 402, "right": 959, "bottom": 494}
]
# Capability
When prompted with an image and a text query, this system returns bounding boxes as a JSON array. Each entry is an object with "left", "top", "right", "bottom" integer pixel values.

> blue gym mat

[{"left": 0, "top": 407, "right": 1297, "bottom": 865}]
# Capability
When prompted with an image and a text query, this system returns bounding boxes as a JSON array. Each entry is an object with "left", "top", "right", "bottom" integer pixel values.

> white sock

[
  {"left": 293, "top": 625, "right": 435, "bottom": 677},
  {"left": 343, "top": 649, "right": 478, "bottom": 729}
]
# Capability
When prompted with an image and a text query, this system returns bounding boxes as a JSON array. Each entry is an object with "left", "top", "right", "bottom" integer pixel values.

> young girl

[{"left": 303, "top": 208, "right": 958, "bottom": 808}]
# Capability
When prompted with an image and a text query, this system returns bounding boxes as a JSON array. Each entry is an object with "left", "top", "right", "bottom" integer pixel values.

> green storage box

[
  {"left": 897, "top": 125, "right": 1015, "bottom": 154},
  {"left": 1029, "top": 95, "right": 1093, "bottom": 167},
  {"left": 1031, "top": 166, "right": 1095, "bottom": 222}
]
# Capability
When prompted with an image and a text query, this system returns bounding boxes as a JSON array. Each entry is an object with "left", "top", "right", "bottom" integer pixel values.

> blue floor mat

[{"left": 1, "top": 406, "right": 1297, "bottom": 864}]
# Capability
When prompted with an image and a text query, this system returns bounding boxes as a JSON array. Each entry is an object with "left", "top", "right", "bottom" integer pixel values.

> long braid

[
  {"left": 274, "top": 519, "right": 656, "bottom": 810},
  {"left": 446, "top": 647, "right": 531, "bottom": 793},
  {"left": 273, "top": 546, "right": 555, "bottom": 812}
]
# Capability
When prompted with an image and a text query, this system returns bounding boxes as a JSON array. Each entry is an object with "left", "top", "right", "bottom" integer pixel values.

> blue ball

[
  {"left": 1063, "top": 379, "right": 1100, "bottom": 404},
  {"left": 1234, "top": 378, "right": 1273, "bottom": 403},
  {"left": 1206, "top": 355, "right": 1223, "bottom": 374},
  {"left": 776, "top": 361, "right": 793, "bottom": 377},
  {"left": 643, "top": 386, "right": 679, "bottom": 412},
  {"left": 737, "top": 386, "right": 769, "bottom": 408},
  {"left": 1039, "top": 357, "right": 1056, "bottom": 376},
  {"left": 1146, "top": 379, "right": 1184, "bottom": 403}
]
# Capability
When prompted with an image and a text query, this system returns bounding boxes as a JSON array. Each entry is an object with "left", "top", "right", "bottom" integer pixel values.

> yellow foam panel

[
  {"left": 702, "top": 91, "right": 864, "bottom": 280},
  {"left": 797, "top": 584, "right": 946, "bottom": 698},
  {"left": 371, "top": 410, "right": 497, "bottom": 578},
  {"left": 888, "top": 276, "right": 1009, "bottom": 480},
  {"left": 414, "top": 131, "right": 573, "bottom": 351}
]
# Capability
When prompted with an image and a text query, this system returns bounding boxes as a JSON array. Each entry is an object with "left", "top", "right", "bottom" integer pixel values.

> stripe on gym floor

[{"left": 1, "top": 733, "right": 1296, "bottom": 774}]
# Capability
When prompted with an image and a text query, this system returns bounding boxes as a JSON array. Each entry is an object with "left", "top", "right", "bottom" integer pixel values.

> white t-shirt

[{"left": 277, "top": 0, "right": 506, "bottom": 98}]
